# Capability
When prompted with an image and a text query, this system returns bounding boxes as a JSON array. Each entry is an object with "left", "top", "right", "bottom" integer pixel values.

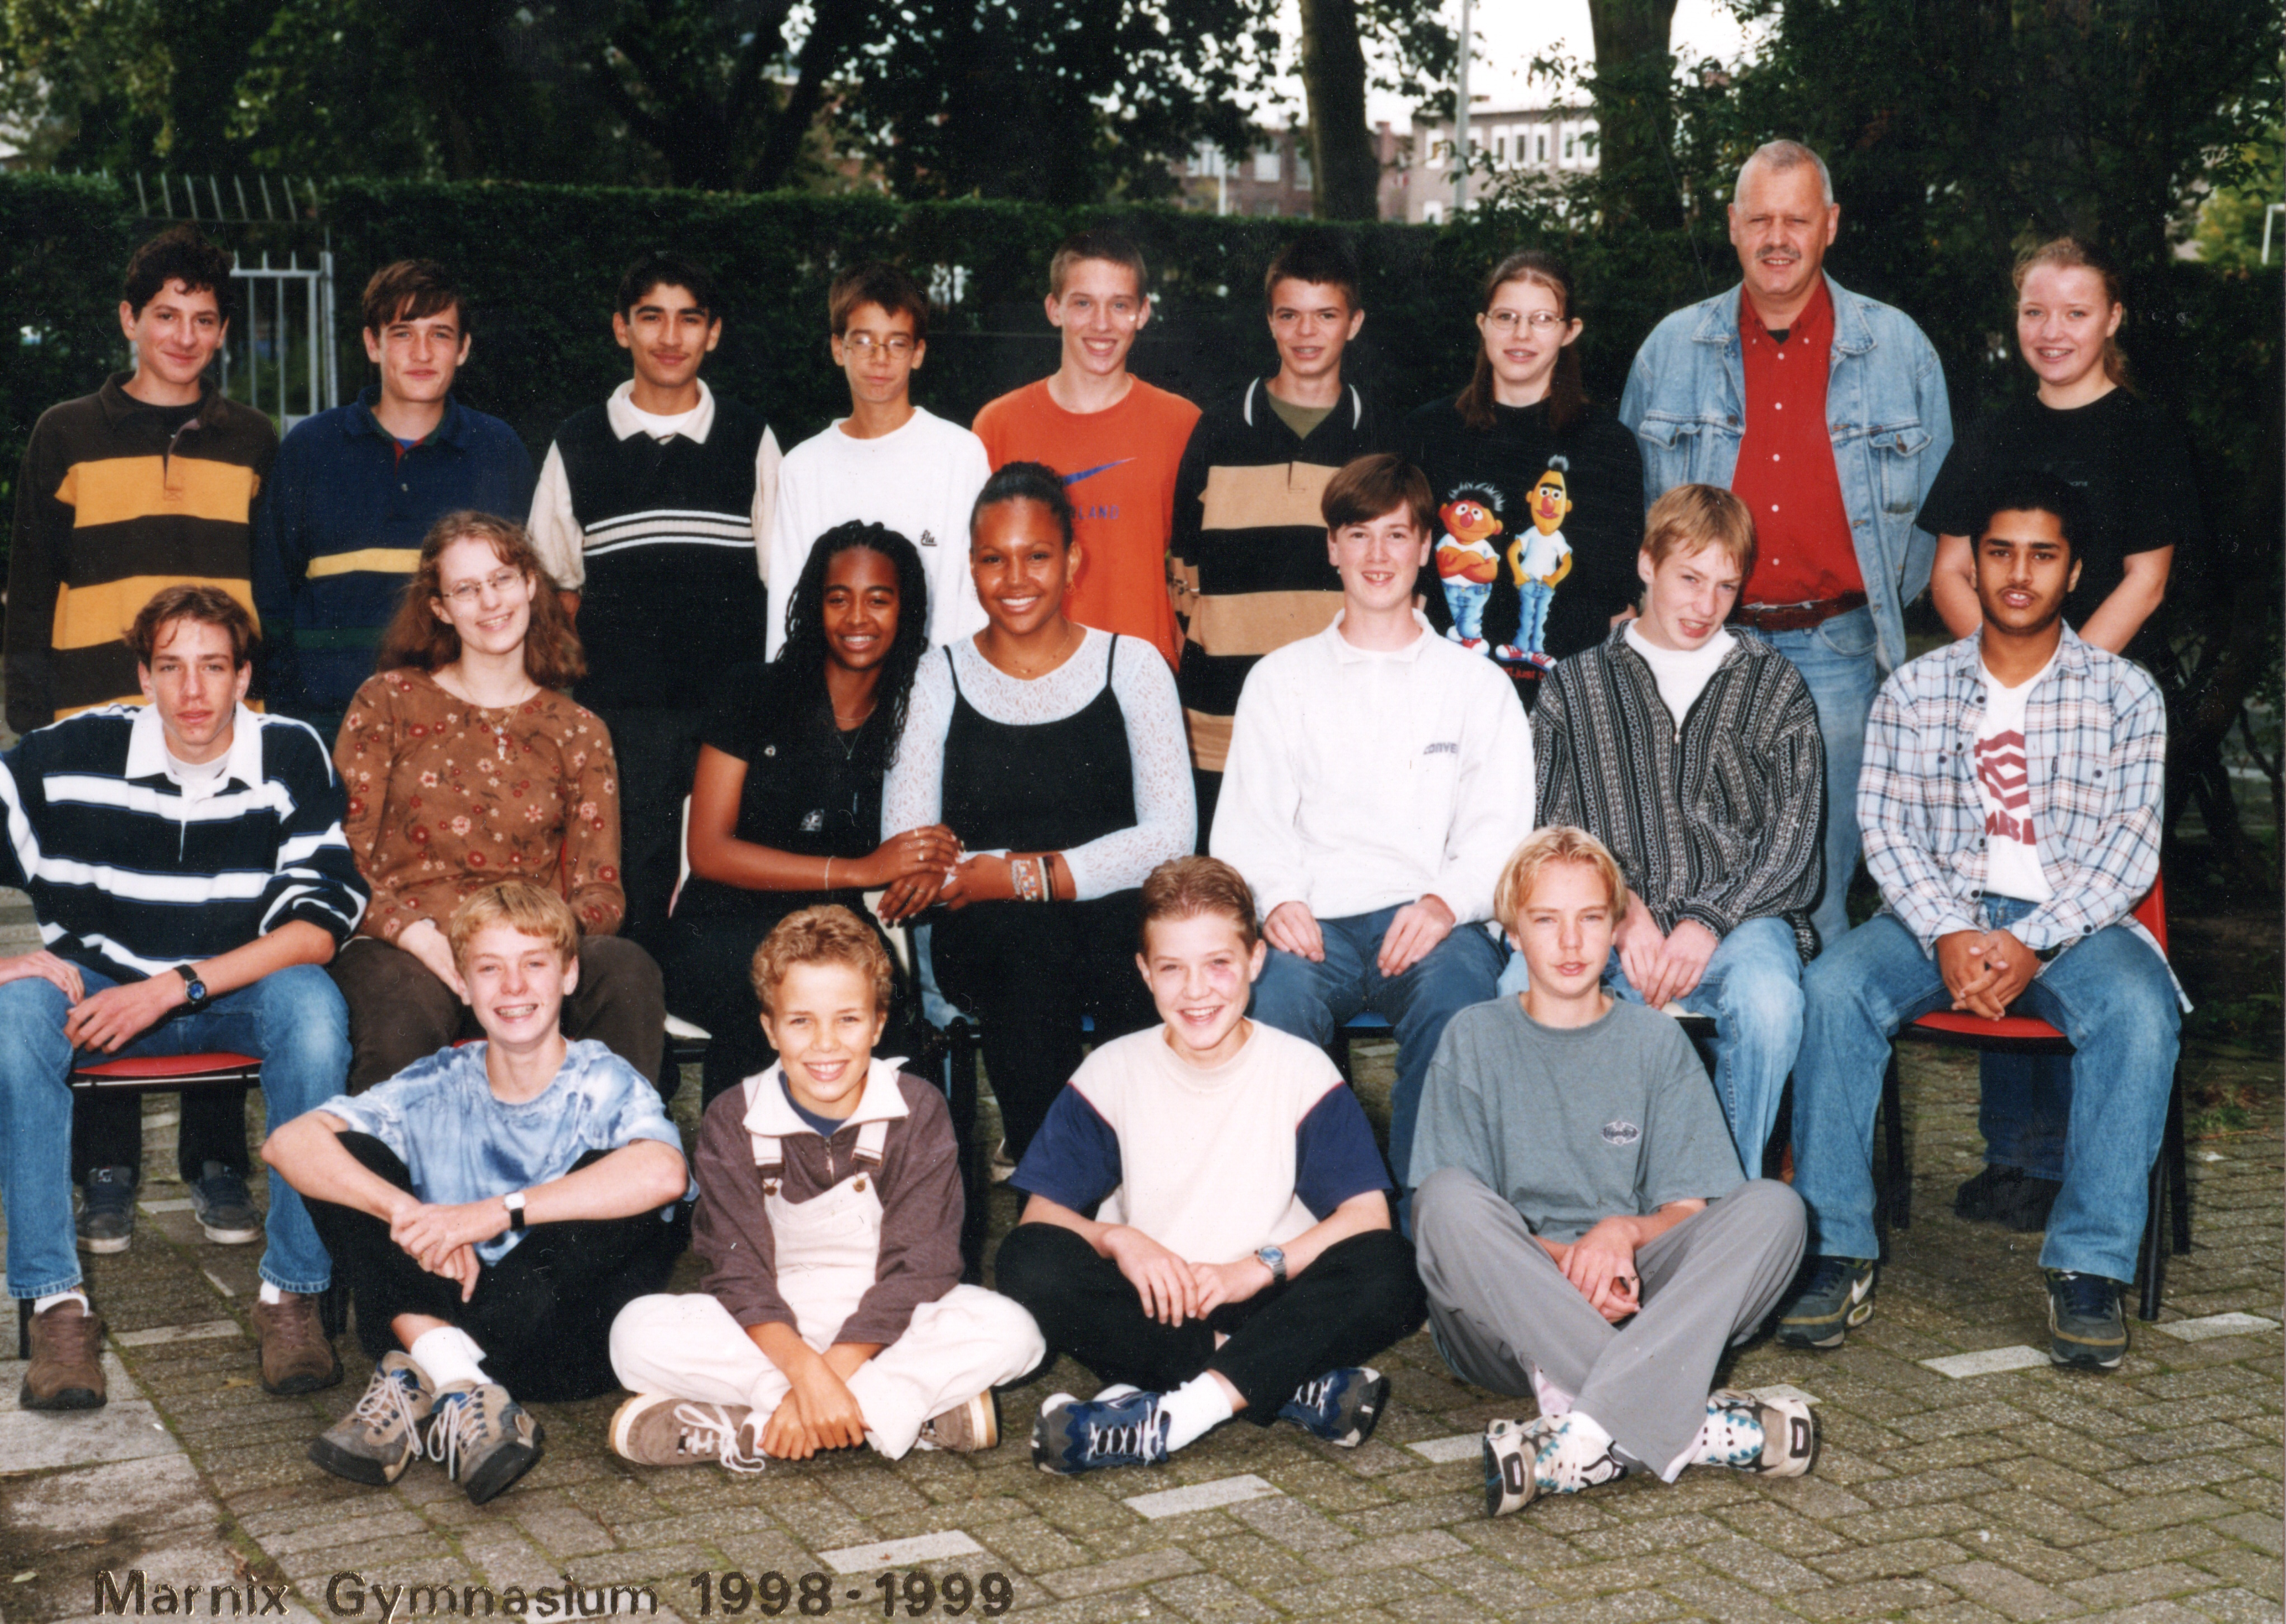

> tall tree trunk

[
  {"left": 1298, "top": 0, "right": 1381, "bottom": 219},
  {"left": 1584, "top": 0, "right": 1682, "bottom": 228}
]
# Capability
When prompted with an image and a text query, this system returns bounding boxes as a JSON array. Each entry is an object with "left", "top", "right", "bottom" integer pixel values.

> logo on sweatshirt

[
  {"left": 918, "top": 529, "right": 937, "bottom": 548},
  {"left": 1424, "top": 741, "right": 1458, "bottom": 757},
  {"left": 1601, "top": 1120, "right": 1642, "bottom": 1146}
]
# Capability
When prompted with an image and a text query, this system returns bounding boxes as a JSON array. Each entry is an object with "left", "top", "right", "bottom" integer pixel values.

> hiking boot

[
  {"left": 1278, "top": 1366, "right": 1389, "bottom": 1448},
  {"left": 2047, "top": 1270, "right": 2128, "bottom": 1371},
  {"left": 1775, "top": 1257, "right": 1878, "bottom": 1349},
  {"left": 189, "top": 1163, "right": 262, "bottom": 1245},
  {"left": 1696, "top": 1389, "right": 1819, "bottom": 1477},
  {"left": 918, "top": 1391, "right": 998, "bottom": 1453},
  {"left": 252, "top": 1291, "right": 342, "bottom": 1395},
  {"left": 608, "top": 1393, "right": 764, "bottom": 1472},
  {"left": 309, "top": 1353, "right": 435, "bottom": 1485},
  {"left": 75, "top": 1167, "right": 136, "bottom": 1254},
  {"left": 425, "top": 1382, "right": 545, "bottom": 1504},
  {"left": 1031, "top": 1388, "right": 1169, "bottom": 1475},
  {"left": 1955, "top": 1164, "right": 2062, "bottom": 1232},
  {"left": 20, "top": 1298, "right": 107, "bottom": 1410}
]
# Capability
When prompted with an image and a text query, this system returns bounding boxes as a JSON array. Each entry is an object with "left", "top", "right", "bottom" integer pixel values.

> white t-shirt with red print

[{"left": 1975, "top": 654, "right": 2056, "bottom": 903}]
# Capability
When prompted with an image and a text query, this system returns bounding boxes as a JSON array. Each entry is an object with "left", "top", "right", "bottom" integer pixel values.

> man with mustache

[{"left": 1619, "top": 140, "right": 1951, "bottom": 959}]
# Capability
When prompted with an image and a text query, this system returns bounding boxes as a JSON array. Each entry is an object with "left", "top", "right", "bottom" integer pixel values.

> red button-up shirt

[{"left": 1731, "top": 280, "right": 1862, "bottom": 605}]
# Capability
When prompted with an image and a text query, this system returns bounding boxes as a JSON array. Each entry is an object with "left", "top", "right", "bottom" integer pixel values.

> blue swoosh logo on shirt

[{"left": 1062, "top": 460, "right": 1133, "bottom": 487}]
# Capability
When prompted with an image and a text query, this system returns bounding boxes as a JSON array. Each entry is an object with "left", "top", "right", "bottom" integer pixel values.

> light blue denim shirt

[
  {"left": 319, "top": 1038, "right": 687, "bottom": 1263},
  {"left": 1617, "top": 273, "right": 1954, "bottom": 674}
]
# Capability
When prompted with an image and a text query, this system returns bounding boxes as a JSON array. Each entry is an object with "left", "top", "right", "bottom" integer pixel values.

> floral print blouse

[{"left": 335, "top": 669, "right": 624, "bottom": 943}]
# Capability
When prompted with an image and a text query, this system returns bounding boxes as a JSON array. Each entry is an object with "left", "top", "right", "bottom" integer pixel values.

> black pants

[
  {"left": 591, "top": 705, "right": 705, "bottom": 960},
  {"left": 328, "top": 934, "right": 669, "bottom": 1097},
  {"left": 76, "top": 1086, "right": 251, "bottom": 1184},
  {"left": 305, "top": 1133, "right": 684, "bottom": 1402},
  {"left": 661, "top": 905, "right": 928, "bottom": 1111},
  {"left": 930, "top": 892, "right": 1155, "bottom": 1162},
  {"left": 1192, "top": 768, "right": 1223, "bottom": 855},
  {"left": 992, "top": 1223, "right": 1426, "bottom": 1418}
]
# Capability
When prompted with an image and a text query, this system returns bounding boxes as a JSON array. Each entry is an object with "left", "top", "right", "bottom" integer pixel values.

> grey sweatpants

[{"left": 1413, "top": 1169, "right": 1805, "bottom": 1478}]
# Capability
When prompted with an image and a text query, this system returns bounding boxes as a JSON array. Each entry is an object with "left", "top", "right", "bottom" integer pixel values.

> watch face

[{"left": 186, "top": 981, "right": 207, "bottom": 1004}]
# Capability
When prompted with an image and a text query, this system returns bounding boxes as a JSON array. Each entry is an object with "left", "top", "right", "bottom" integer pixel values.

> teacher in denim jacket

[{"left": 1619, "top": 139, "right": 1951, "bottom": 955}]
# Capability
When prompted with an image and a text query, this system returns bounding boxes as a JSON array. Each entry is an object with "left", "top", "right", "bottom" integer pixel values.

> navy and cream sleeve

[
  {"left": 1293, "top": 1085, "right": 1393, "bottom": 1218},
  {"left": 1008, "top": 1086, "right": 1123, "bottom": 1214}
]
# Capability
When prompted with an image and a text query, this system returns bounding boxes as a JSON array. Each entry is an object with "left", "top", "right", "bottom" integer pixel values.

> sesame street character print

[
  {"left": 1435, "top": 487, "right": 1505, "bottom": 653},
  {"left": 1508, "top": 456, "right": 1576, "bottom": 669}
]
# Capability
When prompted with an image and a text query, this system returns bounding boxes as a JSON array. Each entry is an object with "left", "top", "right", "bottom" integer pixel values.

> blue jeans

[
  {"left": 1745, "top": 607, "right": 1878, "bottom": 955},
  {"left": 1793, "top": 903, "right": 2179, "bottom": 1281},
  {"left": 1, "top": 963, "right": 349, "bottom": 1299},
  {"left": 1251, "top": 908, "right": 1506, "bottom": 1220},
  {"left": 1444, "top": 581, "right": 1489, "bottom": 643},
  {"left": 1500, "top": 915, "right": 1804, "bottom": 1178},
  {"left": 1518, "top": 580, "right": 1554, "bottom": 658}
]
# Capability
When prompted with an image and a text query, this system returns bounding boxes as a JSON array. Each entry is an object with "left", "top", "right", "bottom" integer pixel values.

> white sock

[
  {"left": 1528, "top": 1363, "right": 1574, "bottom": 1418},
  {"left": 258, "top": 1280, "right": 285, "bottom": 1305},
  {"left": 1156, "top": 1375, "right": 1235, "bottom": 1453},
  {"left": 34, "top": 1289, "right": 91, "bottom": 1314},
  {"left": 409, "top": 1327, "right": 488, "bottom": 1390}
]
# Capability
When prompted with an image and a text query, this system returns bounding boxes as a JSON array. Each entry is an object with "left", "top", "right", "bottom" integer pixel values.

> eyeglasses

[
  {"left": 440, "top": 569, "right": 523, "bottom": 606},
  {"left": 842, "top": 334, "right": 916, "bottom": 357},
  {"left": 1486, "top": 310, "right": 1569, "bottom": 333}
]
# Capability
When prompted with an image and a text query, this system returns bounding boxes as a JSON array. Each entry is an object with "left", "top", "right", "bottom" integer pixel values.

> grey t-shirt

[{"left": 1409, "top": 996, "right": 1743, "bottom": 1241}]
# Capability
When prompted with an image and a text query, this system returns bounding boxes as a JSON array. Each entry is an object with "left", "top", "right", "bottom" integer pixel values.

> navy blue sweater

[{"left": 252, "top": 390, "right": 534, "bottom": 719}]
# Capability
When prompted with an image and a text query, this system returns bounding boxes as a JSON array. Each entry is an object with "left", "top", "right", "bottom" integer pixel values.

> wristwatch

[
  {"left": 503, "top": 1190, "right": 529, "bottom": 1231},
  {"left": 172, "top": 963, "right": 211, "bottom": 1012},
  {"left": 1255, "top": 1244, "right": 1287, "bottom": 1286}
]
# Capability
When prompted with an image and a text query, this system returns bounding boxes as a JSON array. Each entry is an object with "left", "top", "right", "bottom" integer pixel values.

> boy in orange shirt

[{"left": 971, "top": 231, "right": 1200, "bottom": 667}]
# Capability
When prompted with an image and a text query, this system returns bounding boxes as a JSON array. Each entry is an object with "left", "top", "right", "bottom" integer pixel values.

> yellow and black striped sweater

[{"left": 4, "top": 373, "right": 275, "bottom": 734}]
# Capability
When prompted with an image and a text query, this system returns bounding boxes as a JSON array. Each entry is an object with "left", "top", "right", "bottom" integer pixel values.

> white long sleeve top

[{"left": 1211, "top": 612, "right": 1536, "bottom": 925}]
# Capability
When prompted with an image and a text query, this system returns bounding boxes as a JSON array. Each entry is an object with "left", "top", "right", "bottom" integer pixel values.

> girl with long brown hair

[
  {"left": 1402, "top": 250, "right": 1643, "bottom": 688},
  {"left": 328, "top": 511, "right": 669, "bottom": 1094}
]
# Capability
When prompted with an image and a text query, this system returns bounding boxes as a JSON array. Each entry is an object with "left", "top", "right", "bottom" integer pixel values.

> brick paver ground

[{"left": 3, "top": 964, "right": 2278, "bottom": 1623}]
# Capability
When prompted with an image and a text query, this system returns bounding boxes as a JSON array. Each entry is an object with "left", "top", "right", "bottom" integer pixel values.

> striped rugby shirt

[
  {"left": 529, "top": 379, "right": 780, "bottom": 713},
  {"left": 4, "top": 375, "right": 275, "bottom": 734},
  {"left": 1169, "top": 377, "right": 1397, "bottom": 773},
  {"left": 0, "top": 702, "right": 367, "bottom": 980}
]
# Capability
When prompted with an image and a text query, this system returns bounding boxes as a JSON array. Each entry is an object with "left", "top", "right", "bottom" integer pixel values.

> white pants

[{"left": 609, "top": 1288, "right": 1044, "bottom": 1460}]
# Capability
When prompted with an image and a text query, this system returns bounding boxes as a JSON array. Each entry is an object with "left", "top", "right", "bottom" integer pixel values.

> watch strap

[{"left": 503, "top": 1190, "right": 529, "bottom": 1231}]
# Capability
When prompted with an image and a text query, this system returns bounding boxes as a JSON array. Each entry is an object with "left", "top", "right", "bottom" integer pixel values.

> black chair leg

[
  {"left": 947, "top": 1022, "right": 987, "bottom": 1284},
  {"left": 2138, "top": 1138, "right": 2168, "bottom": 1323},
  {"left": 2165, "top": 1065, "right": 2191, "bottom": 1255},
  {"left": 1881, "top": 1048, "right": 1910, "bottom": 1230}
]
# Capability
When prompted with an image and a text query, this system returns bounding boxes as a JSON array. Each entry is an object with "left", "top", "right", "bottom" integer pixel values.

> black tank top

[{"left": 940, "top": 636, "right": 1136, "bottom": 854}]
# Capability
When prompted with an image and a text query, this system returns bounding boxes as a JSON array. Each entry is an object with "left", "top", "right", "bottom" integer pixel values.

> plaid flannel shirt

[{"left": 1858, "top": 624, "right": 2186, "bottom": 1008}]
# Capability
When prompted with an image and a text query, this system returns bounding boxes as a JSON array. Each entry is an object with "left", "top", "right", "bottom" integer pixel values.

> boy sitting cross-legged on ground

[
  {"left": 263, "top": 882, "right": 691, "bottom": 1504},
  {"left": 1409, "top": 827, "right": 1815, "bottom": 1517},
  {"left": 608, "top": 906, "right": 1044, "bottom": 1469},
  {"left": 995, "top": 856, "right": 1427, "bottom": 1474}
]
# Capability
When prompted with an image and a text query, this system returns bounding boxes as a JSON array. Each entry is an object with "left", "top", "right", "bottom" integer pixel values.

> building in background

[
  {"left": 1377, "top": 106, "right": 1599, "bottom": 224},
  {"left": 1172, "top": 127, "right": 1315, "bottom": 216}
]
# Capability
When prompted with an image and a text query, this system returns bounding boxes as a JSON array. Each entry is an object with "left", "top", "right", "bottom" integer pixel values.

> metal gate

[{"left": 223, "top": 251, "right": 339, "bottom": 430}]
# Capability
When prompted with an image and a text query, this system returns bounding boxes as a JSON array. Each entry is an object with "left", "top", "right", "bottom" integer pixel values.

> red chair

[
  {"left": 17, "top": 1052, "right": 346, "bottom": 1357},
  {"left": 1878, "top": 880, "right": 2190, "bottom": 1322}
]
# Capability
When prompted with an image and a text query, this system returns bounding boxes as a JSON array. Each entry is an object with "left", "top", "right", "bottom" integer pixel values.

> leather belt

[{"left": 1733, "top": 591, "right": 1867, "bottom": 633}]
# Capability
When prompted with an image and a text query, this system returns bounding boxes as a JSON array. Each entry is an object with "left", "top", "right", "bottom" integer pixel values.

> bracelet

[
  {"left": 1010, "top": 854, "right": 1044, "bottom": 903},
  {"left": 824, "top": 857, "right": 835, "bottom": 890},
  {"left": 1043, "top": 851, "right": 1060, "bottom": 901}
]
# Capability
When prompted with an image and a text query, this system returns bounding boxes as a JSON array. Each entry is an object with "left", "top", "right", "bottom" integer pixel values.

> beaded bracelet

[{"left": 1010, "top": 854, "right": 1044, "bottom": 903}]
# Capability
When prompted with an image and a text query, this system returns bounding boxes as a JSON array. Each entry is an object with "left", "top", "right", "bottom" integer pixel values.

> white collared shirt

[{"left": 1211, "top": 610, "right": 1536, "bottom": 924}]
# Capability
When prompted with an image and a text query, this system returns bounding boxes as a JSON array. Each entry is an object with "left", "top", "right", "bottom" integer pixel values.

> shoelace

[
  {"left": 425, "top": 1393, "right": 491, "bottom": 1481},
  {"left": 674, "top": 1403, "right": 766, "bottom": 1475},
  {"left": 1804, "top": 1258, "right": 1865, "bottom": 1297},
  {"left": 357, "top": 1370, "right": 432, "bottom": 1455},
  {"left": 1289, "top": 1375, "right": 1336, "bottom": 1417},
  {"left": 1086, "top": 1403, "right": 1164, "bottom": 1464},
  {"left": 2052, "top": 1273, "right": 2116, "bottom": 1316}
]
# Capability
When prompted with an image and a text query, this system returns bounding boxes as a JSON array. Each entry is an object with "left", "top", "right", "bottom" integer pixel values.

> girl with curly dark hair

[{"left": 662, "top": 520, "right": 956, "bottom": 1106}]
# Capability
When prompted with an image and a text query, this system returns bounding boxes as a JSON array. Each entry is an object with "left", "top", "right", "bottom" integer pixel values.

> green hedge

[{"left": 0, "top": 174, "right": 138, "bottom": 515}]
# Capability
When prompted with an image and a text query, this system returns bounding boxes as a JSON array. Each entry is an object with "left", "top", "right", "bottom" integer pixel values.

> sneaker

[
  {"left": 1031, "top": 1388, "right": 1169, "bottom": 1474},
  {"left": 608, "top": 1392, "right": 764, "bottom": 1472},
  {"left": 1775, "top": 1257, "right": 1878, "bottom": 1349},
  {"left": 75, "top": 1167, "right": 137, "bottom": 1254},
  {"left": 2047, "top": 1270, "right": 2127, "bottom": 1371},
  {"left": 918, "top": 1391, "right": 998, "bottom": 1453},
  {"left": 252, "top": 1291, "right": 342, "bottom": 1395},
  {"left": 309, "top": 1353, "right": 435, "bottom": 1485},
  {"left": 425, "top": 1382, "right": 545, "bottom": 1504},
  {"left": 1481, "top": 1415, "right": 1555, "bottom": 1516},
  {"left": 1278, "top": 1366, "right": 1389, "bottom": 1447},
  {"left": 19, "top": 1298, "right": 107, "bottom": 1411},
  {"left": 1696, "top": 1389, "right": 1819, "bottom": 1477},
  {"left": 189, "top": 1162, "right": 262, "bottom": 1245}
]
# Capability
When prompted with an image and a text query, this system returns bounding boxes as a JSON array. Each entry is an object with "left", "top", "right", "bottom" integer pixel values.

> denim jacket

[{"left": 1618, "top": 274, "right": 1953, "bottom": 674}]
